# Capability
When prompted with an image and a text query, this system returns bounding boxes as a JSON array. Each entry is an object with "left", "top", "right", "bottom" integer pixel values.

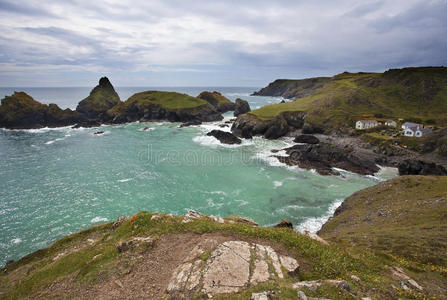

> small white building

[
  {"left": 356, "top": 119, "right": 379, "bottom": 130},
  {"left": 403, "top": 125, "right": 432, "bottom": 137},
  {"left": 402, "top": 122, "right": 423, "bottom": 130},
  {"left": 385, "top": 120, "right": 397, "bottom": 127}
]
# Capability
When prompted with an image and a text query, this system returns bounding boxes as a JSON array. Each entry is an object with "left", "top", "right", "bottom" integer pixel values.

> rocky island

[{"left": 0, "top": 78, "right": 231, "bottom": 129}]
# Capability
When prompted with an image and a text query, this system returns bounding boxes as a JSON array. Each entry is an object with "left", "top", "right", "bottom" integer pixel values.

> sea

[{"left": 0, "top": 86, "right": 398, "bottom": 266}]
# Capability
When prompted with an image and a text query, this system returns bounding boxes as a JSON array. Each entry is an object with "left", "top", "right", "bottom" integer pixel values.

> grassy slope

[
  {"left": 197, "top": 91, "right": 234, "bottom": 106},
  {"left": 1, "top": 206, "right": 444, "bottom": 299},
  {"left": 251, "top": 67, "right": 447, "bottom": 129},
  {"left": 0, "top": 92, "right": 47, "bottom": 122},
  {"left": 319, "top": 175, "right": 447, "bottom": 292},
  {"left": 108, "top": 91, "right": 209, "bottom": 116}
]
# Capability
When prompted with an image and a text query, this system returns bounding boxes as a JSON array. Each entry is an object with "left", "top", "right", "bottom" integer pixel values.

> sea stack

[{"left": 76, "top": 77, "right": 121, "bottom": 120}]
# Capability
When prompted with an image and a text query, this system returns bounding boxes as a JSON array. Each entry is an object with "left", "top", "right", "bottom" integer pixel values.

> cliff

[
  {"left": 249, "top": 67, "right": 447, "bottom": 131},
  {"left": 76, "top": 77, "right": 121, "bottom": 120},
  {"left": 2, "top": 176, "right": 446, "bottom": 299},
  {"left": 252, "top": 77, "right": 331, "bottom": 99},
  {"left": 107, "top": 91, "right": 223, "bottom": 123},
  {"left": 197, "top": 91, "right": 236, "bottom": 113},
  {"left": 0, "top": 92, "right": 82, "bottom": 129}
]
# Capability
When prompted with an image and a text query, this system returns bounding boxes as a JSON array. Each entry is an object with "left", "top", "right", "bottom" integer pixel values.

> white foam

[
  {"left": 90, "top": 217, "right": 108, "bottom": 223},
  {"left": 297, "top": 199, "right": 344, "bottom": 233},
  {"left": 273, "top": 181, "right": 283, "bottom": 188},
  {"left": 118, "top": 178, "right": 133, "bottom": 183},
  {"left": 45, "top": 137, "right": 66, "bottom": 145},
  {"left": 11, "top": 238, "right": 22, "bottom": 244},
  {"left": 2, "top": 126, "right": 73, "bottom": 133}
]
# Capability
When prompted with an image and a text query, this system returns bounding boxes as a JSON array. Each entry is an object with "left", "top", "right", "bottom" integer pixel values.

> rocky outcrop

[
  {"left": 107, "top": 91, "right": 223, "bottom": 123},
  {"left": 276, "top": 143, "right": 379, "bottom": 175},
  {"left": 234, "top": 98, "right": 251, "bottom": 116},
  {"left": 274, "top": 219, "right": 293, "bottom": 229},
  {"left": 252, "top": 78, "right": 331, "bottom": 99},
  {"left": 166, "top": 240, "right": 299, "bottom": 296},
  {"left": 76, "top": 77, "right": 121, "bottom": 120},
  {"left": 207, "top": 130, "right": 242, "bottom": 144},
  {"left": 0, "top": 92, "right": 83, "bottom": 129},
  {"left": 231, "top": 111, "right": 306, "bottom": 139},
  {"left": 197, "top": 91, "right": 235, "bottom": 113},
  {"left": 397, "top": 159, "right": 447, "bottom": 176},
  {"left": 294, "top": 134, "right": 320, "bottom": 144}
]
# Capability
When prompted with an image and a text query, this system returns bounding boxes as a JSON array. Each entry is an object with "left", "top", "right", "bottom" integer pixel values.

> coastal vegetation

[
  {"left": 1, "top": 175, "right": 445, "bottom": 299},
  {"left": 250, "top": 67, "right": 447, "bottom": 130}
]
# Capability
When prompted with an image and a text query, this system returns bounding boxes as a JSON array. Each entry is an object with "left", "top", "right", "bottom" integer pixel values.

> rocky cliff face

[
  {"left": 76, "top": 77, "right": 121, "bottom": 120},
  {"left": 233, "top": 98, "right": 250, "bottom": 116},
  {"left": 231, "top": 111, "right": 306, "bottom": 139},
  {"left": 0, "top": 92, "right": 82, "bottom": 129},
  {"left": 197, "top": 91, "right": 235, "bottom": 113},
  {"left": 252, "top": 77, "right": 331, "bottom": 99}
]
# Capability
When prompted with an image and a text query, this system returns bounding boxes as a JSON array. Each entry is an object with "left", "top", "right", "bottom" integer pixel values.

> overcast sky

[{"left": 0, "top": 0, "right": 446, "bottom": 87}]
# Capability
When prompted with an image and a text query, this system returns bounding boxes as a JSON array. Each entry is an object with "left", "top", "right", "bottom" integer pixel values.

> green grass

[
  {"left": 0, "top": 212, "right": 432, "bottom": 300},
  {"left": 320, "top": 176, "right": 447, "bottom": 274},
  {"left": 250, "top": 67, "right": 447, "bottom": 129},
  {"left": 107, "top": 91, "right": 209, "bottom": 118}
]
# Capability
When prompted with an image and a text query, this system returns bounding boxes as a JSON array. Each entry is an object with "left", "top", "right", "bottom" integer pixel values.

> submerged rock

[
  {"left": 234, "top": 98, "right": 251, "bottom": 116},
  {"left": 207, "top": 130, "right": 242, "bottom": 144}
]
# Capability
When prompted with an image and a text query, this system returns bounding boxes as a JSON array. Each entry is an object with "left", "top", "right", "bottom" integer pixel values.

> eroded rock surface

[{"left": 166, "top": 240, "right": 299, "bottom": 296}]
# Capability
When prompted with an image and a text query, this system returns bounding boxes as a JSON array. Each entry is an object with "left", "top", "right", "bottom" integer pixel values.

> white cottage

[
  {"left": 402, "top": 122, "right": 423, "bottom": 130},
  {"left": 403, "top": 125, "right": 432, "bottom": 137},
  {"left": 356, "top": 119, "right": 379, "bottom": 130},
  {"left": 385, "top": 120, "right": 397, "bottom": 127}
]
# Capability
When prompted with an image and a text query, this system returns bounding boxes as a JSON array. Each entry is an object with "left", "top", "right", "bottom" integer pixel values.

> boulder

[
  {"left": 294, "top": 134, "right": 319, "bottom": 144},
  {"left": 197, "top": 91, "right": 236, "bottom": 113},
  {"left": 207, "top": 130, "right": 242, "bottom": 144},
  {"left": 276, "top": 143, "right": 379, "bottom": 176},
  {"left": 264, "top": 116, "right": 289, "bottom": 139},
  {"left": 302, "top": 123, "right": 325, "bottom": 134},
  {"left": 398, "top": 159, "right": 447, "bottom": 176},
  {"left": 274, "top": 219, "right": 293, "bottom": 229},
  {"left": 76, "top": 77, "right": 121, "bottom": 120},
  {"left": 111, "top": 216, "right": 126, "bottom": 230},
  {"left": 180, "top": 120, "right": 202, "bottom": 127},
  {"left": 234, "top": 98, "right": 251, "bottom": 116}
]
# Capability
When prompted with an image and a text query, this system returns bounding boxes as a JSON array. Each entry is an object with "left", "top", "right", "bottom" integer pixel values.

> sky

[{"left": 0, "top": 0, "right": 446, "bottom": 87}]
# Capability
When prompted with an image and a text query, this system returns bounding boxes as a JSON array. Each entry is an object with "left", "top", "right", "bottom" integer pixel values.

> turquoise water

[{"left": 0, "top": 87, "right": 397, "bottom": 266}]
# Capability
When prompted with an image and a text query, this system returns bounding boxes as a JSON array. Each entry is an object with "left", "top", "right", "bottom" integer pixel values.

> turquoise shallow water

[{"left": 0, "top": 87, "right": 397, "bottom": 266}]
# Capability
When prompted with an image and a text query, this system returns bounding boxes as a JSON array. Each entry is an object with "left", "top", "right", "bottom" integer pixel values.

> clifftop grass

[
  {"left": 250, "top": 67, "right": 447, "bottom": 129},
  {"left": 108, "top": 90, "right": 209, "bottom": 116},
  {"left": 319, "top": 175, "right": 447, "bottom": 275},
  {"left": 2, "top": 193, "right": 445, "bottom": 299}
]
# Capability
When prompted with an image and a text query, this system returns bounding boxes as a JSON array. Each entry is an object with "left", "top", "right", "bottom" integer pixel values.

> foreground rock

[
  {"left": 234, "top": 98, "right": 251, "bottom": 116},
  {"left": 0, "top": 92, "right": 83, "bottom": 129},
  {"left": 398, "top": 159, "right": 447, "bottom": 175},
  {"left": 232, "top": 111, "right": 306, "bottom": 139},
  {"left": 207, "top": 130, "right": 242, "bottom": 144},
  {"left": 276, "top": 142, "right": 379, "bottom": 175},
  {"left": 197, "top": 91, "right": 235, "bottom": 113},
  {"left": 166, "top": 240, "right": 299, "bottom": 296},
  {"left": 76, "top": 77, "right": 121, "bottom": 120}
]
